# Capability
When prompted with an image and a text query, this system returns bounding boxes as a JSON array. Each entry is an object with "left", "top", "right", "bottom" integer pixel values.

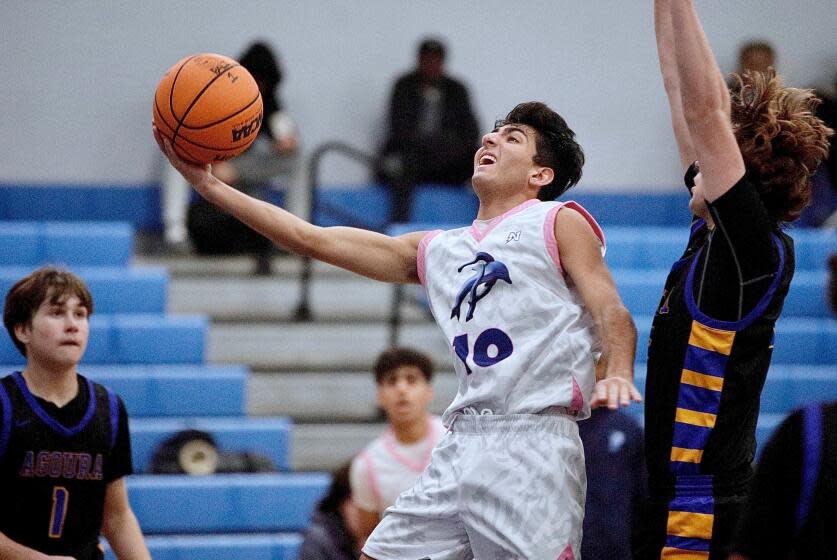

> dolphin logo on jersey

[{"left": 451, "top": 252, "right": 512, "bottom": 321}]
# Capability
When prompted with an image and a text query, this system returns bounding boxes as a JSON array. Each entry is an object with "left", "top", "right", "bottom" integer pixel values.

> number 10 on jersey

[{"left": 453, "top": 328, "right": 513, "bottom": 374}]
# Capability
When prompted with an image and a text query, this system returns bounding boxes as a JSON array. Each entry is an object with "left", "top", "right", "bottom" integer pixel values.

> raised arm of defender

[
  {"left": 155, "top": 128, "right": 424, "bottom": 284},
  {"left": 655, "top": 0, "right": 745, "bottom": 200}
]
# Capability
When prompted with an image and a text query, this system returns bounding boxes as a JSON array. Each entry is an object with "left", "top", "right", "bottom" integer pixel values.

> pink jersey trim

[
  {"left": 544, "top": 200, "right": 606, "bottom": 276},
  {"left": 469, "top": 198, "right": 540, "bottom": 242},
  {"left": 360, "top": 451, "right": 383, "bottom": 508},
  {"left": 569, "top": 376, "right": 584, "bottom": 414},
  {"left": 382, "top": 418, "right": 439, "bottom": 472},
  {"left": 417, "top": 230, "right": 443, "bottom": 287}
]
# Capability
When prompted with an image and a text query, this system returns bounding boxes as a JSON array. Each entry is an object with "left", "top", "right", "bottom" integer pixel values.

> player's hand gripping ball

[{"left": 153, "top": 53, "right": 263, "bottom": 165}]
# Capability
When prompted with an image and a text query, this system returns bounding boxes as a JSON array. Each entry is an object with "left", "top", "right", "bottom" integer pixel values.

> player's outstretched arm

[
  {"left": 667, "top": 0, "right": 745, "bottom": 202},
  {"left": 155, "top": 128, "right": 424, "bottom": 284},
  {"left": 555, "top": 209, "right": 641, "bottom": 409},
  {"left": 100, "top": 478, "right": 151, "bottom": 560},
  {"left": 654, "top": 0, "right": 697, "bottom": 172}
]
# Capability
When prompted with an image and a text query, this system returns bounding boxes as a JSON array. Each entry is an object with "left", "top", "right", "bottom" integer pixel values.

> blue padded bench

[
  {"left": 0, "top": 314, "right": 207, "bottom": 365},
  {"left": 130, "top": 417, "right": 292, "bottom": 473},
  {"left": 105, "top": 534, "right": 302, "bottom": 560},
  {"left": 0, "top": 221, "right": 133, "bottom": 267},
  {"left": 635, "top": 365, "right": 837, "bottom": 416},
  {"left": 313, "top": 185, "right": 393, "bottom": 231},
  {"left": 0, "top": 184, "right": 160, "bottom": 229},
  {"left": 126, "top": 473, "right": 330, "bottom": 533},
  {"left": 82, "top": 365, "right": 247, "bottom": 417},
  {"left": 612, "top": 269, "right": 829, "bottom": 318},
  {"left": 0, "top": 266, "right": 168, "bottom": 314},
  {"left": 604, "top": 227, "right": 835, "bottom": 271},
  {"left": 633, "top": 316, "right": 836, "bottom": 365}
]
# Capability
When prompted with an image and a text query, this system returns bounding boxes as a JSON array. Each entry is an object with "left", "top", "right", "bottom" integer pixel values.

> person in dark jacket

[
  {"left": 377, "top": 37, "right": 479, "bottom": 222},
  {"left": 298, "top": 462, "right": 361, "bottom": 560}
]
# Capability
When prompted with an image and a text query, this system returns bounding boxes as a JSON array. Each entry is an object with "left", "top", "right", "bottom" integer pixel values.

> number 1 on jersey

[
  {"left": 49, "top": 486, "right": 69, "bottom": 538},
  {"left": 453, "top": 328, "right": 513, "bottom": 374}
]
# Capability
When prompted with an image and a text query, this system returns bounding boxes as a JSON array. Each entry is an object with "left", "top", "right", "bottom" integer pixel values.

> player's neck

[
  {"left": 21, "top": 362, "right": 79, "bottom": 407},
  {"left": 476, "top": 193, "right": 535, "bottom": 221},
  {"left": 390, "top": 414, "right": 430, "bottom": 445}
]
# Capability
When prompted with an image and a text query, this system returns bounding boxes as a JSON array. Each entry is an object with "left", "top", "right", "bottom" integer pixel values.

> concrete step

[
  {"left": 209, "top": 321, "right": 452, "bottom": 371},
  {"left": 247, "top": 371, "right": 459, "bottom": 420},
  {"left": 167, "top": 274, "right": 429, "bottom": 322},
  {"left": 134, "top": 253, "right": 351, "bottom": 279},
  {"left": 291, "top": 422, "right": 387, "bottom": 472}
]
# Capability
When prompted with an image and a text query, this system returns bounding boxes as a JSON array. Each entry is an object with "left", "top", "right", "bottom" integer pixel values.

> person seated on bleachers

[
  {"left": 376, "top": 37, "right": 479, "bottom": 223},
  {"left": 298, "top": 462, "right": 362, "bottom": 560},
  {"left": 161, "top": 40, "right": 299, "bottom": 274},
  {"left": 348, "top": 348, "right": 443, "bottom": 544},
  {"left": 729, "top": 401, "right": 837, "bottom": 559},
  {"left": 0, "top": 267, "right": 151, "bottom": 560},
  {"left": 579, "top": 405, "right": 648, "bottom": 559}
]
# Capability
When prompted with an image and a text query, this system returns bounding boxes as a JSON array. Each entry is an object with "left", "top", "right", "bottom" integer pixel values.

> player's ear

[
  {"left": 529, "top": 166, "right": 554, "bottom": 189},
  {"left": 14, "top": 323, "right": 32, "bottom": 346}
]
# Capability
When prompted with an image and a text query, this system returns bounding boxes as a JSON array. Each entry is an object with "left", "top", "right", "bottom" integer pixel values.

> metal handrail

[{"left": 293, "top": 141, "right": 379, "bottom": 321}]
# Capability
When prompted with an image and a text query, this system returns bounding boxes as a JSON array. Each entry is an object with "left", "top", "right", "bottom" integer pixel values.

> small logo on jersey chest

[{"left": 505, "top": 231, "right": 521, "bottom": 243}]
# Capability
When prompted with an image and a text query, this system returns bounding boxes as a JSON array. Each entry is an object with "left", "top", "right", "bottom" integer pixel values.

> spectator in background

[
  {"left": 0, "top": 267, "right": 150, "bottom": 560},
  {"left": 298, "top": 462, "right": 362, "bottom": 560},
  {"left": 377, "top": 37, "right": 479, "bottom": 223},
  {"left": 727, "top": 40, "right": 777, "bottom": 91},
  {"left": 162, "top": 40, "right": 300, "bottom": 273},
  {"left": 579, "top": 406, "right": 648, "bottom": 559},
  {"left": 801, "top": 72, "right": 837, "bottom": 227},
  {"left": 736, "top": 41, "right": 776, "bottom": 76},
  {"left": 349, "top": 348, "right": 443, "bottom": 545},
  {"left": 729, "top": 402, "right": 837, "bottom": 559}
]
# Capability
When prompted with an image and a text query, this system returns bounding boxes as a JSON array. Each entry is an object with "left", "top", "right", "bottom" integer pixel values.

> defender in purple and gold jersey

[{"left": 639, "top": 2, "right": 833, "bottom": 559}]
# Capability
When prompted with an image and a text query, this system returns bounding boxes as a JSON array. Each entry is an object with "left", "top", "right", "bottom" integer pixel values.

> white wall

[{"left": 1, "top": 1, "right": 835, "bottom": 190}]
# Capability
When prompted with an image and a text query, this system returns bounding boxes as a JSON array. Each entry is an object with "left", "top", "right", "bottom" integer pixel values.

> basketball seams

[
  {"left": 177, "top": 92, "right": 262, "bottom": 131},
  {"left": 167, "top": 54, "right": 200, "bottom": 123},
  {"left": 172, "top": 61, "right": 240, "bottom": 142}
]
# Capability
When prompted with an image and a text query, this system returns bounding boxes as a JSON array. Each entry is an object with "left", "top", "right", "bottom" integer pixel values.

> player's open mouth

[{"left": 478, "top": 153, "right": 496, "bottom": 166}]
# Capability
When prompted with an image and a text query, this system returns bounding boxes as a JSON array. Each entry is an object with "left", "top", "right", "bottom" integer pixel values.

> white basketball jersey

[
  {"left": 417, "top": 199, "right": 605, "bottom": 425},
  {"left": 350, "top": 416, "right": 445, "bottom": 513}
]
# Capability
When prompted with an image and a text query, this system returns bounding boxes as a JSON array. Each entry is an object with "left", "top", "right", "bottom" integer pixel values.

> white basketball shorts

[{"left": 362, "top": 413, "right": 586, "bottom": 560}]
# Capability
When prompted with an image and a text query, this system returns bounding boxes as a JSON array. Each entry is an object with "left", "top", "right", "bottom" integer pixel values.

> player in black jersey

[
  {"left": 0, "top": 267, "right": 150, "bottom": 560},
  {"left": 638, "top": 2, "right": 834, "bottom": 559}
]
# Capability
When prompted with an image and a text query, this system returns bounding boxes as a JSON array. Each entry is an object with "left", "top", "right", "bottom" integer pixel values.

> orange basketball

[{"left": 153, "top": 53, "right": 263, "bottom": 165}]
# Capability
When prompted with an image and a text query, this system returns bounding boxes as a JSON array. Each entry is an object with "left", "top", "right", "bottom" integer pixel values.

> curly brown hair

[{"left": 730, "top": 69, "right": 834, "bottom": 223}]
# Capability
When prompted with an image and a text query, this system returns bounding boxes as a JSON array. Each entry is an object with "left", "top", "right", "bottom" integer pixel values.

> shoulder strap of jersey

[
  {"left": 0, "top": 380, "right": 12, "bottom": 460},
  {"left": 795, "top": 402, "right": 824, "bottom": 538},
  {"left": 105, "top": 386, "right": 120, "bottom": 451}
]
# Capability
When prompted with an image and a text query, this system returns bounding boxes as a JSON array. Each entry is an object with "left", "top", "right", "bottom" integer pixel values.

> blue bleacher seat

[
  {"left": 0, "top": 221, "right": 133, "bottom": 266},
  {"left": 0, "top": 266, "right": 168, "bottom": 314},
  {"left": 0, "top": 314, "right": 207, "bottom": 365},
  {"left": 313, "top": 185, "right": 392, "bottom": 230},
  {"left": 127, "top": 473, "right": 329, "bottom": 533},
  {"left": 612, "top": 269, "right": 829, "bottom": 318},
  {"left": 105, "top": 534, "right": 303, "bottom": 560},
  {"left": 410, "top": 184, "right": 479, "bottom": 224},
  {"left": 0, "top": 184, "right": 160, "bottom": 229},
  {"left": 80, "top": 365, "right": 247, "bottom": 417},
  {"left": 130, "top": 417, "right": 292, "bottom": 472},
  {"left": 633, "top": 316, "right": 836, "bottom": 364}
]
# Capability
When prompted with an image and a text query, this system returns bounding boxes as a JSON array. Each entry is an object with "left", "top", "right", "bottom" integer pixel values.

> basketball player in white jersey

[
  {"left": 350, "top": 348, "right": 444, "bottom": 544},
  {"left": 154, "top": 100, "right": 641, "bottom": 559}
]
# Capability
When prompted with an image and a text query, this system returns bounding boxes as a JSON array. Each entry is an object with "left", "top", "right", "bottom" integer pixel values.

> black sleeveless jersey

[
  {"left": 644, "top": 215, "right": 794, "bottom": 497},
  {"left": 0, "top": 372, "right": 132, "bottom": 560}
]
